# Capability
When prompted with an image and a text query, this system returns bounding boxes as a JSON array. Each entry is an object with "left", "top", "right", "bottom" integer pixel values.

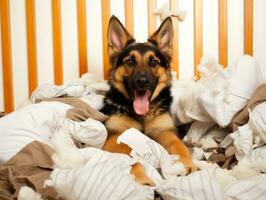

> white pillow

[
  {"left": 198, "top": 55, "right": 263, "bottom": 127},
  {"left": 0, "top": 102, "right": 71, "bottom": 162},
  {"left": 0, "top": 101, "right": 108, "bottom": 163}
]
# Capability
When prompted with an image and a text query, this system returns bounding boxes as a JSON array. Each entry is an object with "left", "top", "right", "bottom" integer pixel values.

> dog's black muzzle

[{"left": 135, "top": 73, "right": 150, "bottom": 91}]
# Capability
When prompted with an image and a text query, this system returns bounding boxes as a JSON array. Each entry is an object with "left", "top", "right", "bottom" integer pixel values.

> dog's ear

[
  {"left": 148, "top": 17, "right": 173, "bottom": 57},
  {"left": 107, "top": 15, "right": 134, "bottom": 55}
]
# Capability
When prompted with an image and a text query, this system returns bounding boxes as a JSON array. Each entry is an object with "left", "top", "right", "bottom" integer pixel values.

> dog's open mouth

[{"left": 133, "top": 90, "right": 151, "bottom": 116}]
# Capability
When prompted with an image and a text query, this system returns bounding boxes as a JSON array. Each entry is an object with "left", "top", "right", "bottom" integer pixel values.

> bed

[{"left": 0, "top": 0, "right": 266, "bottom": 200}]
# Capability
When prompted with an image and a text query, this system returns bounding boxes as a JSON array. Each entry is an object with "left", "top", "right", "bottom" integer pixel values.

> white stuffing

[
  {"left": 171, "top": 55, "right": 263, "bottom": 126},
  {"left": 199, "top": 55, "right": 263, "bottom": 127},
  {"left": 170, "top": 56, "right": 224, "bottom": 124},
  {"left": 170, "top": 71, "right": 196, "bottom": 124},
  {"left": 30, "top": 73, "right": 109, "bottom": 110},
  {"left": 50, "top": 126, "right": 86, "bottom": 169},
  {"left": 154, "top": 3, "right": 187, "bottom": 22}
]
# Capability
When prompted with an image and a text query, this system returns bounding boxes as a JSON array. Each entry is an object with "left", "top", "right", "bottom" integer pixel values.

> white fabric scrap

[
  {"left": 52, "top": 114, "right": 108, "bottom": 148},
  {"left": 249, "top": 102, "right": 266, "bottom": 147},
  {"left": 118, "top": 128, "right": 187, "bottom": 179},
  {"left": 200, "top": 125, "right": 229, "bottom": 151},
  {"left": 79, "top": 92, "right": 105, "bottom": 111},
  {"left": 184, "top": 121, "right": 215, "bottom": 144},
  {"left": 170, "top": 56, "right": 228, "bottom": 125},
  {"left": 191, "top": 147, "right": 205, "bottom": 160},
  {"left": 184, "top": 121, "right": 228, "bottom": 160},
  {"left": 184, "top": 56, "right": 223, "bottom": 123},
  {"left": 199, "top": 55, "right": 263, "bottom": 127},
  {"left": 230, "top": 124, "right": 253, "bottom": 161},
  {"left": 250, "top": 145, "right": 266, "bottom": 163}
]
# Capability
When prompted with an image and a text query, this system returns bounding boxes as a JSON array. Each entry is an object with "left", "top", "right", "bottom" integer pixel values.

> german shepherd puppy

[{"left": 101, "top": 16, "right": 197, "bottom": 185}]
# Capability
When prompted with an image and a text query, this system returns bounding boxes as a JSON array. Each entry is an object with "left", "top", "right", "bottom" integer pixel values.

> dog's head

[{"left": 107, "top": 16, "right": 173, "bottom": 116}]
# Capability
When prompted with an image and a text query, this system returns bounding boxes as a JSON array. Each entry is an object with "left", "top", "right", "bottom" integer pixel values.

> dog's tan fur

[{"left": 102, "top": 16, "right": 197, "bottom": 185}]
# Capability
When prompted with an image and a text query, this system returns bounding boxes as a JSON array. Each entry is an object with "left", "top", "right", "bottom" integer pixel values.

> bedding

[
  {"left": 41, "top": 123, "right": 266, "bottom": 200},
  {"left": 0, "top": 98, "right": 108, "bottom": 163},
  {"left": 230, "top": 84, "right": 266, "bottom": 131},
  {"left": 198, "top": 55, "right": 263, "bottom": 127},
  {"left": 0, "top": 141, "right": 60, "bottom": 200},
  {"left": 0, "top": 101, "right": 71, "bottom": 162},
  {"left": 0, "top": 55, "right": 266, "bottom": 200},
  {"left": 30, "top": 73, "right": 109, "bottom": 111}
]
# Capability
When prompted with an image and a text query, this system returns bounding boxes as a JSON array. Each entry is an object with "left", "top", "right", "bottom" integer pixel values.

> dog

[{"left": 101, "top": 16, "right": 197, "bottom": 185}]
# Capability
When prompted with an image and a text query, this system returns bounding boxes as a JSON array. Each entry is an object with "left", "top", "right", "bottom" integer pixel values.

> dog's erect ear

[
  {"left": 107, "top": 15, "right": 134, "bottom": 55},
  {"left": 148, "top": 17, "right": 173, "bottom": 56}
]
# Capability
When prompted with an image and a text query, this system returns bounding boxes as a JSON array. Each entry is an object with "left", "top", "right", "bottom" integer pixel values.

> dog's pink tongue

[{"left": 133, "top": 91, "right": 150, "bottom": 116}]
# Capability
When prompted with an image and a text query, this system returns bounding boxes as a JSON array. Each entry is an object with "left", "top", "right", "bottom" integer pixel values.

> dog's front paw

[
  {"left": 162, "top": 156, "right": 198, "bottom": 178},
  {"left": 131, "top": 163, "right": 155, "bottom": 186},
  {"left": 179, "top": 157, "right": 199, "bottom": 175}
]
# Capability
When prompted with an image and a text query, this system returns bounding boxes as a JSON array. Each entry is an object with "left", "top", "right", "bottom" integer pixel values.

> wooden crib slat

[
  {"left": 0, "top": 0, "right": 14, "bottom": 113},
  {"left": 244, "top": 0, "right": 253, "bottom": 55},
  {"left": 194, "top": 0, "right": 203, "bottom": 78},
  {"left": 52, "top": 0, "right": 63, "bottom": 85},
  {"left": 218, "top": 0, "right": 228, "bottom": 67},
  {"left": 101, "top": 0, "right": 110, "bottom": 80},
  {"left": 77, "top": 0, "right": 88, "bottom": 77},
  {"left": 170, "top": 0, "right": 179, "bottom": 78},
  {"left": 25, "top": 0, "right": 38, "bottom": 95},
  {"left": 125, "top": 0, "right": 134, "bottom": 35},
  {"left": 148, "top": 0, "right": 156, "bottom": 36}
]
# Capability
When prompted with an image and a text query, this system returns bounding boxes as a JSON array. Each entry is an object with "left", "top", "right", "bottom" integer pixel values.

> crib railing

[{"left": 0, "top": 0, "right": 254, "bottom": 113}]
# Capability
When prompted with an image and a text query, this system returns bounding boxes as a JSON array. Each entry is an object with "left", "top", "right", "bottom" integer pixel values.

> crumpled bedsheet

[
  {"left": 1, "top": 54, "right": 266, "bottom": 199},
  {"left": 44, "top": 123, "right": 266, "bottom": 200}
]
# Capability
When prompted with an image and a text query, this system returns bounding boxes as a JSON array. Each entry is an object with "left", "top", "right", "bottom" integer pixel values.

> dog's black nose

[{"left": 135, "top": 74, "right": 150, "bottom": 89}]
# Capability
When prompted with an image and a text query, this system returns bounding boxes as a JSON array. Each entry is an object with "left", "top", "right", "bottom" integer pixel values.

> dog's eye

[
  {"left": 149, "top": 58, "right": 159, "bottom": 67},
  {"left": 124, "top": 58, "right": 136, "bottom": 67}
]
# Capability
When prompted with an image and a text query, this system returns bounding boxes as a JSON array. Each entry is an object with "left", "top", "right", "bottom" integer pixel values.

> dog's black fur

[
  {"left": 101, "top": 16, "right": 197, "bottom": 179},
  {"left": 101, "top": 42, "right": 173, "bottom": 122}
]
